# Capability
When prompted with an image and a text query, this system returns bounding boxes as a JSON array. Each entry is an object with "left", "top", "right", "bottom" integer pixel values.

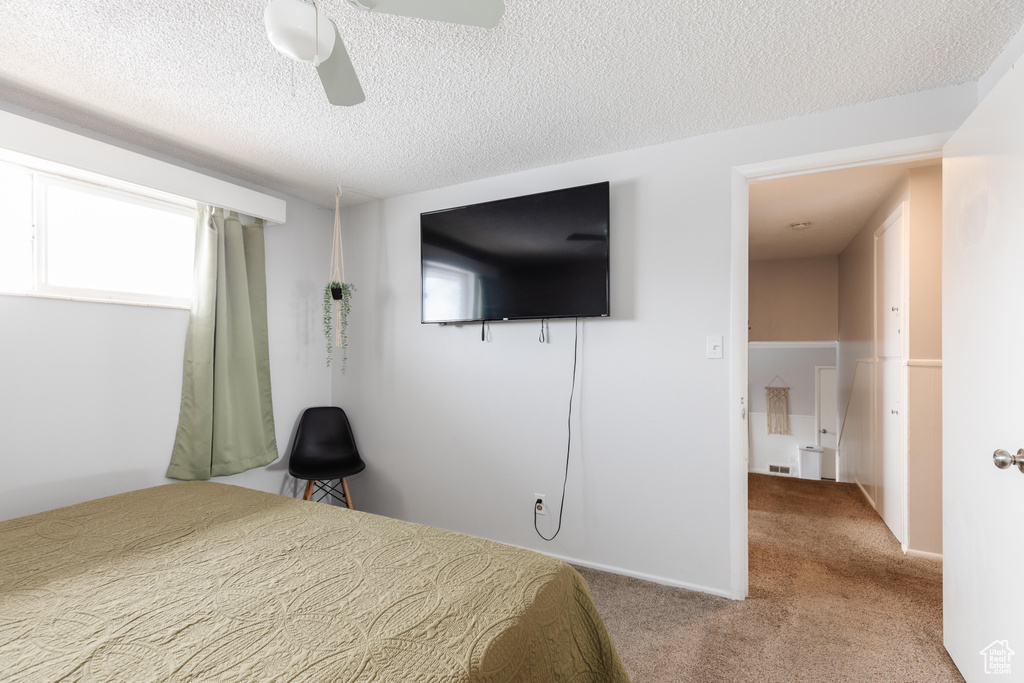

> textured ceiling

[
  {"left": 749, "top": 158, "right": 940, "bottom": 261},
  {"left": 0, "top": 1, "right": 1021, "bottom": 209}
]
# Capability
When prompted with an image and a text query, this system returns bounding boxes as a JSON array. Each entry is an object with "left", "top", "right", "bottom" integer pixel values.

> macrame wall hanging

[
  {"left": 323, "top": 188, "right": 355, "bottom": 371},
  {"left": 765, "top": 376, "right": 790, "bottom": 435}
]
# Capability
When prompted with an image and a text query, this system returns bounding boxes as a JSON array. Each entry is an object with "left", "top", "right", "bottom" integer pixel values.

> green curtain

[{"left": 167, "top": 205, "right": 278, "bottom": 480}]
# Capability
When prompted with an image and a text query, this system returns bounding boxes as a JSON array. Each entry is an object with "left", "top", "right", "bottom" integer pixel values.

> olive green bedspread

[{"left": 0, "top": 482, "right": 628, "bottom": 682}]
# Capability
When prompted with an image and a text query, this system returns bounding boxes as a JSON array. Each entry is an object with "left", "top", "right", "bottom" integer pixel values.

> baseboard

[
  {"left": 518, "top": 546, "right": 737, "bottom": 600},
  {"left": 854, "top": 478, "right": 877, "bottom": 509},
  {"left": 905, "top": 548, "right": 943, "bottom": 561}
]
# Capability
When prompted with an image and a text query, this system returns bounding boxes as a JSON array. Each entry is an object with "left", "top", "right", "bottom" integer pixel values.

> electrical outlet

[{"left": 534, "top": 494, "right": 547, "bottom": 516}]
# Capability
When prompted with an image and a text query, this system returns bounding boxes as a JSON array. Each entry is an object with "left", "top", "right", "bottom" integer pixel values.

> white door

[
  {"left": 876, "top": 210, "right": 904, "bottom": 359},
  {"left": 876, "top": 357, "right": 904, "bottom": 543},
  {"left": 943, "top": 63, "right": 1024, "bottom": 680},
  {"left": 816, "top": 366, "right": 838, "bottom": 480},
  {"left": 874, "top": 208, "right": 906, "bottom": 545}
]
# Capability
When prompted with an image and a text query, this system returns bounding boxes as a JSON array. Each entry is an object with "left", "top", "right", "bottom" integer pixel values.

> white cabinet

[{"left": 873, "top": 206, "right": 907, "bottom": 545}]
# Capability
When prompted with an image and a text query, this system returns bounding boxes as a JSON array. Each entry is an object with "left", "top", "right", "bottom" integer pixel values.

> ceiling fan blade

[
  {"left": 347, "top": 0, "right": 505, "bottom": 29},
  {"left": 315, "top": 25, "right": 365, "bottom": 106}
]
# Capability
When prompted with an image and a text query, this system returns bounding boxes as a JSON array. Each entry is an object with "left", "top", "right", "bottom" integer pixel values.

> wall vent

[{"left": 769, "top": 464, "right": 792, "bottom": 475}]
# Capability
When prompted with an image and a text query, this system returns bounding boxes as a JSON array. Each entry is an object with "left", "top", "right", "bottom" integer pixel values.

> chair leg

[
  {"left": 303, "top": 480, "right": 314, "bottom": 501},
  {"left": 341, "top": 478, "right": 354, "bottom": 510}
]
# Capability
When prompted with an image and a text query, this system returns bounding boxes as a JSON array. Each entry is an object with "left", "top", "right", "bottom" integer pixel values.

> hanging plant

[
  {"left": 323, "top": 280, "right": 355, "bottom": 370},
  {"left": 324, "top": 188, "right": 355, "bottom": 371}
]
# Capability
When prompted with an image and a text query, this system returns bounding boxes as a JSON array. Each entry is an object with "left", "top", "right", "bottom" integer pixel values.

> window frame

[{"left": 0, "top": 156, "right": 198, "bottom": 309}]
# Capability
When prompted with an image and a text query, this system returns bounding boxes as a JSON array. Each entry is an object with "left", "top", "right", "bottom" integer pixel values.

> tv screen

[{"left": 420, "top": 182, "right": 610, "bottom": 324}]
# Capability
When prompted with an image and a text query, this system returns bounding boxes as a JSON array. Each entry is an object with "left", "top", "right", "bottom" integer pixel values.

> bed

[{"left": 0, "top": 482, "right": 628, "bottom": 682}]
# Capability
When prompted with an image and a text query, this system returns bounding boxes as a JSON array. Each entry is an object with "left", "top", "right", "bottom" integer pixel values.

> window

[
  {"left": 422, "top": 262, "right": 481, "bottom": 322},
  {"left": 0, "top": 158, "right": 197, "bottom": 307}
]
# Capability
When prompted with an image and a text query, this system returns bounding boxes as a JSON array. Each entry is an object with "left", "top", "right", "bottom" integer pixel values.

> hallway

[{"left": 578, "top": 474, "right": 960, "bottom": 681}]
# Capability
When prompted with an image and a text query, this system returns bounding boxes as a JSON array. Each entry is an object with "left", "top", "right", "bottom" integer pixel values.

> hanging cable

[
  {"left": 535, "top": 317, "right": 579, "bottom": 542},
  {"left": 538, "top": 319, "right": 546, "bottom": 343}
]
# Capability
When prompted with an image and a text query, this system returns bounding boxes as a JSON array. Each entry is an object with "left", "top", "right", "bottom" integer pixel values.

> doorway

[
  {"left": 728, "top": 133, "right": 950, "bottom": 599},
  {"left": 745, "top": 158, "right": 935, "bottom": 497}
]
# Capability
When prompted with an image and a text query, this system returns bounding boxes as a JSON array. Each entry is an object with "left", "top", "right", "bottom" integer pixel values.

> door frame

[
  {"left": 814, "top": 364, "right": 838, "bottom": 479},
  {"left": 728, "top": 132, "right": 951, "bottom": 599}
]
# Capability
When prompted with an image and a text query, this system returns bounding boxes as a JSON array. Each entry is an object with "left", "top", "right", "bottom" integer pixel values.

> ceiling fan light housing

[{"left": 265, "top": 0, "right": 336, "bottom": 65}]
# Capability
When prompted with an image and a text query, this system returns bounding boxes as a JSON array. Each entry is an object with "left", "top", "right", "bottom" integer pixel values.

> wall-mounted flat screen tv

[{"left": 420, "top": 181, "right": 610, "bottom": 324}]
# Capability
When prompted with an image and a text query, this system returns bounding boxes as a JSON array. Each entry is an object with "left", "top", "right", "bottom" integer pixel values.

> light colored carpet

[{"left": 576, "top": 473, "right": 963, "bottom": 682}]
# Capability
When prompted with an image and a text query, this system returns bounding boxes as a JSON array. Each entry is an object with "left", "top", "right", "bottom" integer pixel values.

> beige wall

[
  {"left": 907, "top": 364, "right": 942, "bottom": 554},
  {"left": 908, "top": 165, "right": 943, "bottom": 360},
  {"left": 905, "top": 165, "right": 943, "bottom": 555},
  {"left": 749, "top": 256, "right": 838, "bottom": 341}
]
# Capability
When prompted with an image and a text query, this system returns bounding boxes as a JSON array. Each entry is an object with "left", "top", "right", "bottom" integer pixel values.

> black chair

[{"left": 288, "top": 407, "right": 365, "bottom": 508}]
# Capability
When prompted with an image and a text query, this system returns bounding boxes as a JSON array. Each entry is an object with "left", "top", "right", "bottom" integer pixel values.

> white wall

[
  {"left": 334, "top": 83, "right": 977, "bottom": 596},
  {"left": 0, "top": 104, "right": 333, "bottom": 520},
  {"left": 748, "top": 345, "right": 837, "bottom": 415},
  {"left": 747, "top": 414, "right": 819, "bottom": 475},
  {"left": 747, "top": 344, "right": 836, "bottom": 475}
]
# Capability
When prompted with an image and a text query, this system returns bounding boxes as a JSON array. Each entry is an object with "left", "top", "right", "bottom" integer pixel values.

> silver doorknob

[
  {"left": 993, "top": 449, "right": 1024, "bottom": 474},
  {"left": 821, "top": 428, "right": 827, "bottom": 434}
]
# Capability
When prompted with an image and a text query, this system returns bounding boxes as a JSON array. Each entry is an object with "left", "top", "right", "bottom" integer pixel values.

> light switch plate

[{"left": 706, "top": 335, "right": 723, "bottom": 359}]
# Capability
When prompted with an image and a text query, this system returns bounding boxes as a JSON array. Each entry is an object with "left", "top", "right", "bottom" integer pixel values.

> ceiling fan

[{"left": 264, "top": 0, "right": 506, "bottom": 106}]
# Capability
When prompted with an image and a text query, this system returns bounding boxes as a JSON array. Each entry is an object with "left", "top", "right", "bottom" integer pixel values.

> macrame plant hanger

[
  {"left": 765, "top": 375, "right": 790, "bottom": 435},
  {"left": 330, "top": 188, "right": 346, "bottom": 349}
]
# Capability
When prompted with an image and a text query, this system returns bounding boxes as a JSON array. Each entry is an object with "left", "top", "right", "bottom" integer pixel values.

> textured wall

[{"left": 1, "top": 0, "right": 1021, "bottom": 208}]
